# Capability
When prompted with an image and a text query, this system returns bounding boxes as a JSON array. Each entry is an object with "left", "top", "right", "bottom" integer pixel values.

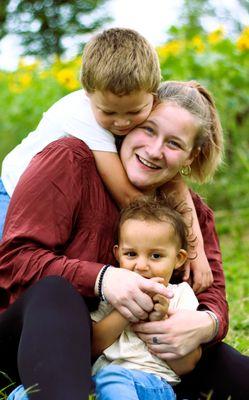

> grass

[{"left": 215, "top": 207, "right": 249, "bottom": 354}]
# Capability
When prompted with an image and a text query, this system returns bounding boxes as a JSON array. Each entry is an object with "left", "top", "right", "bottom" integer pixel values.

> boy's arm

[
  {"left": 92, "top": 309, "right": 129, "bottom": 358},
  {"left": 161, "top": 177, "right": 213, "bottom": 294},
  {"left": 184, "top": 189, "right": 213, "bottom": 293},
  {"left": 93, "top": 151, "right": 142, "bottom": 208}
]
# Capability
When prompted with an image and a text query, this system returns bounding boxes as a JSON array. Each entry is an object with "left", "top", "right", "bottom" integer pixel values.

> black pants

[
  {"left": 175, "top": 342, "right": 249, "bottom": 400},
  {"left": 0, "top": 276, "right": 248, "bottom": 399},
  {"left": 0, "top": 276, "right": 92, "bottom": 399}
]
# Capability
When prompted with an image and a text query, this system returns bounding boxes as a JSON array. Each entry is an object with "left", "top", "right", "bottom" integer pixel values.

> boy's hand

[
  {"left": 183, "top": 260, "right": 213, "bottom": 294},
  {"left": 148, "top": 294, "right": 169, "bottom": 321}
]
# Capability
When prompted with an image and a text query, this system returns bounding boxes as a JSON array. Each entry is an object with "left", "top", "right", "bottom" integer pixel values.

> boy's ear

[
  {"left": 152, "top": 95, "right": 159, "bottom": 110},
  {"left": 175, "top": 249, "right": 188, "bottom": 269},
  {"left": 113, "top": 245, "right": 119, "bottom": 261}
]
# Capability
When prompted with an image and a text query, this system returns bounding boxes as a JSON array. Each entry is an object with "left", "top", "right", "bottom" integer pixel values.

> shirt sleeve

[
  {"left": 91, "top": 302, "right": 114, "bottom": 322},
  {"left": 0, "top": 140, "right": 105, "bottom": 303},
  {"left": 169, "top": 282, "right": 199, "bottom": 311},
  {"left": 45, "top": 90, "right": 117, "bottom": 153},
  {"left": 191, "top": 192, "right": 229, "bottom": 343}
]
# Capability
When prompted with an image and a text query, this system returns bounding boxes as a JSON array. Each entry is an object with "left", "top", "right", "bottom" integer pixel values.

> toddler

[{"left": 91, "top": 197, "right": 200, "bottom": 400}]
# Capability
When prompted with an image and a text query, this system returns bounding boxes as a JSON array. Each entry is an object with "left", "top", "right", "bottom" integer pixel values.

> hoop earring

[{"left": 180, "top": 165, "right": 191, "bottom": 176}]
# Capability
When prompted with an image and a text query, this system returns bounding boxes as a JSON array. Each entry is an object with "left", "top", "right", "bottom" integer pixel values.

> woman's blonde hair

[{"left": 157, "top": 81, "right": 223, "bottom": 183}]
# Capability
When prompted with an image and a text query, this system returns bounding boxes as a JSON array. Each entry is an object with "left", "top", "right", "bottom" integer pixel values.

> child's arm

[
  {"left": 161, "top": 177, "right": 213, "bottom": 294},
  {"left": 92, "top": 309, "right": 129, "bottom": 358},
  {"left": 93, "top": 151, "right": 142, "bottom": 208},
  {"left": 183, "top": 189, "right": 213, "bottom": 293}
]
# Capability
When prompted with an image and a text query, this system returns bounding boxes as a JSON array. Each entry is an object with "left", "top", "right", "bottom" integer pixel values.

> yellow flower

[
  {"left": 157, "top": 40, "right": 182, "bottom": 59},
  {"left": 191, "top": 36, "right": 205, "bottom": 53},
  {"left": 19, "top": 73, "right": 32, "bottom": 87},
  {"left": 8, "top": 72, "right": 32, "bottom": 93},
  {"left": 56, "top": 68, "right": 79, "bottom": 90},
  {"left": 237, "top": 26, "right": 249, "bottom": 51},
  {"left": 208, "top": 27, "right": 225, "bottom": 44}
]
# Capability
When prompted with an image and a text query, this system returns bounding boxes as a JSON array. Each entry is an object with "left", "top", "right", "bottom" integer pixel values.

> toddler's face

[
  {"left": 114, "top": 219, "right": 187, "bottom": 285},
  {"left": 88, "top": 90, "right": 154, "bottom": 136}
]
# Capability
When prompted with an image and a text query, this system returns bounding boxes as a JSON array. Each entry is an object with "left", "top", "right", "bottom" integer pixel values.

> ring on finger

[{"left": 152, "top": 336, "right": 160, "bottom": 344}]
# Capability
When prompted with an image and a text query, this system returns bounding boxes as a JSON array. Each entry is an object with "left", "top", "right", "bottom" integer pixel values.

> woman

[{"left": 0, "top": 81, "right": 247, "bottom": 399}]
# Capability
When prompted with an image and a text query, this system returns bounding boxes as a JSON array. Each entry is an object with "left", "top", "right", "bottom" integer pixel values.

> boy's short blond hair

[{"left": 81, "top": 28, "right": 161, "bottom": 95}]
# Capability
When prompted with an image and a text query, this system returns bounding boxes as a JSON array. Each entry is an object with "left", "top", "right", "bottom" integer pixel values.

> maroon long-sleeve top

[{"left": 0, "top": 137, "right": 228, "bottom": 342}]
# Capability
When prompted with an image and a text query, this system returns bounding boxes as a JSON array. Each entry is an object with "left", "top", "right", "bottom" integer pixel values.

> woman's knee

[
  {"left": 27, "top": 276, "right": 78, "bottom": 303},
  {"left": 24, "top": 276, "right": 90, "bottom": 325}
]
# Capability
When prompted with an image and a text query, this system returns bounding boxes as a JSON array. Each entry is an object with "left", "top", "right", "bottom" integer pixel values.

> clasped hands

[{"left": 147, "top": 277, "right": 169, "bottom": 322}]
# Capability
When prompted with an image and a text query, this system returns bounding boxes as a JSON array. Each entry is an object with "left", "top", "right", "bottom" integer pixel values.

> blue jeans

[
  {"left": 7, "top": 385, "right": 28, "bottom": 400},
  {"left": 0, "top": 178, "right": 10, "bottom": 239},
  {"left": 93, "top": 365, "right": 176, "bottom": 400},
  {"left": 9, "top": 367, "right": 176, "bottom": 400}
]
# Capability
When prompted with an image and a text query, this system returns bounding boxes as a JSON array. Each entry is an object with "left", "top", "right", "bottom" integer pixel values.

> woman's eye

[
  {"left": 168, "top": 140, "right": 181, "bottom": 149},
  {"left": 151, "top": 253, "right": 161, "bottom": 260},
  {"left": 141, "top": 126, "right": 154, "bottom": 135}
]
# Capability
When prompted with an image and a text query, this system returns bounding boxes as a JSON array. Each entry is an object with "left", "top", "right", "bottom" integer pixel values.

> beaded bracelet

[
  {"left": 98, "top": 264, "right": 111, "bottom": 302},
  {"left": 205, "top": 310, "right": 219, "bottom": 339}
]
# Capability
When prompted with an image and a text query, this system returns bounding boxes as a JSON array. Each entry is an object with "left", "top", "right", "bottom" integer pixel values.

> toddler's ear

[
  {"left": 175, "top": 249, "right": 188, "bottom": 269},
  {"left": 113, "top": 245, "right": 119, "bottom": 261}
]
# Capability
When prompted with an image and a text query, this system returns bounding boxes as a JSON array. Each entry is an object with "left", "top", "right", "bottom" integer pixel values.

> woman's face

[{"left": 120, "top": 102, "right": 199, "bottom": 192}]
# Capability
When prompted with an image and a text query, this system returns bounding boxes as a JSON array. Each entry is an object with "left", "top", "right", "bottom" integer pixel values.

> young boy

[
  {"left": 1, "top": 28, "right": 159, "bottom": 207},
  {"left": 91, "top": 197, "right": 201, "bottom": 400},
  {"left": 0, "top": 28, "right": 212, "bottom": 291}
]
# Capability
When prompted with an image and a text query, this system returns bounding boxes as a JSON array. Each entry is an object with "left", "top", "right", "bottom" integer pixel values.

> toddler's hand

[{"left": 148, "top": 293, "right": 169, "bottom": 321}]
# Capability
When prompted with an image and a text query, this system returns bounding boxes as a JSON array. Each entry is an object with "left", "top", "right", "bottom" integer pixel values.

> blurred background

[{"left": 0, "top": 0, "right": 248, "bottom": 353}]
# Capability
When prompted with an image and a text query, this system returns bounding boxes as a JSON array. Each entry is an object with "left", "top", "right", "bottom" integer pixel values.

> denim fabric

[
  {"left": 7, "top": 385, "right": 28, "bottom": 400},
  {"left": 0, "top": 178, "right": 10, "bottom": 239},
  {"left": 93, "top": 365, "right": 176, "bottom": 400}
]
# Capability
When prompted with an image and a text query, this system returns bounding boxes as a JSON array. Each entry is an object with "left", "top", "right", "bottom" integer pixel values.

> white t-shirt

[
  {"left": 91, "top": 282, "right": 199, "bottom": 385},
  {"left": 1, "top": 90, "right": 116, "bottom": 196}
]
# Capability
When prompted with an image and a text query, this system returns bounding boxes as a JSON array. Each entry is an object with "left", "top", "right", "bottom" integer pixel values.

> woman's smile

[{"left": 135, "top": 154, "right": 161, "bottom": 170}]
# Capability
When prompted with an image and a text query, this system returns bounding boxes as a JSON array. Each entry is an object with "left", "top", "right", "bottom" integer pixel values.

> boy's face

[
  {"left": 114, "top": 219, "right": 187, "bottom": 286},
  {"left": 88, "top": 90, "right": 154, "bottom": 136}
]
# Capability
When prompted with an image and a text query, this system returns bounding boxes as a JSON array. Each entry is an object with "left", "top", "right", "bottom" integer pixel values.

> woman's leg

[
  {"left": 94, "top": 365, "right": 176, "bottom": 400},
  {"left": 0, "top": 178, "right": 10, "bottom": 238},
  {"left": 0, "top": 276, "right": 92, "bottom": 399},
  {"left": 175, "top": 342, "right": 249, "bottom": 400}
]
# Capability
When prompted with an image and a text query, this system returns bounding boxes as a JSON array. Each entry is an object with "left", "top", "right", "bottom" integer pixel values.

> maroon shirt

[{"left": 0, "top": 137, "right": 228, "bottom": 342}]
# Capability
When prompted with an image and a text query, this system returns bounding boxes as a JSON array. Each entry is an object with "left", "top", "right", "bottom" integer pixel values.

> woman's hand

[
  {"left": 99, "top": 267, "right": 173, "bottom": 323},
  {"left": 133, "top": 309, "right": 214, "bottom": 360}
]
